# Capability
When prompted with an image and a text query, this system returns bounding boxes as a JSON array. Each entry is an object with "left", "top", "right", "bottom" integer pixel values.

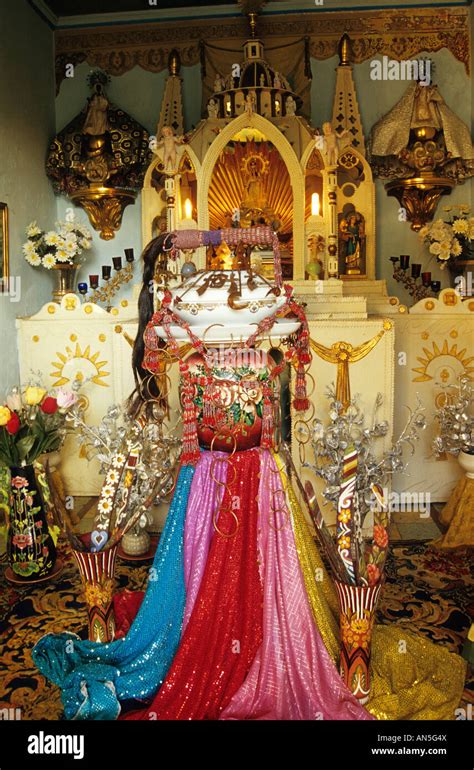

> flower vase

[
  {"left": 334, "top": 581, "right": 382, "bottom": 705},
  {"left": 72, "top": 543, "right": 118, "bottom": 642},
  {"left": 7, "top": 465, "right": 57, "bottom": 580},
  {"left": 51, "top": 263, "right": 79, "bottom": 303}
]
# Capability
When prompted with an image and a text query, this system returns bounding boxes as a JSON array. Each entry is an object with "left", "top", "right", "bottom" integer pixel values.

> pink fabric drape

[
  {"left": 182, "top": 450, "right": 228, "bottom": 630},
  {"left": 220, "top": 450, "right": 373, "bottom": 720}
]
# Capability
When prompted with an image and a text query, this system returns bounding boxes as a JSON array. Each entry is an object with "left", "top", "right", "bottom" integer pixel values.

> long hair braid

[{"left": 128, "top": 232, "right": 169, "bottom": 417}]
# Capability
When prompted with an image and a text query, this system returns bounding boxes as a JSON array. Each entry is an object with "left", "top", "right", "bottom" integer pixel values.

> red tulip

[
  {"left": 6, "top": 412, "right": 20, "bottom": 434},
  {"left": 41, "top": 396, "right": 58, "bottom": 414}
]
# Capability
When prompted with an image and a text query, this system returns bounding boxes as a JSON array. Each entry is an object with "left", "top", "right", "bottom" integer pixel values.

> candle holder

[
  {"left": 390, "top": 256, "right": 438, "bottom": 304},
  {"left": 88, "top": 250, "right": 135, "bottom": 310}
]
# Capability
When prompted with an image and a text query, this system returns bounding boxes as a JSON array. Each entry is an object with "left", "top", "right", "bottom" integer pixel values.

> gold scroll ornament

[{"left": 310, "top": 323, "right": 392, "bottom": 412}]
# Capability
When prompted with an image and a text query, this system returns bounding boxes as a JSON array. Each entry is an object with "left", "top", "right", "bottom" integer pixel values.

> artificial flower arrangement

[
  {"left": 22, "top": 219, "right": 92, "bottom": 269},
  {"left": 60, "top": 402, "right": 181, "bottom": 553},
  {"left": 0, "top": 384, "right": 78, "bottom": 466},
  {"left": 303, "top": 387, "right": 426, "bottom": 587},
  {"left": 0, "top": 383, "right": 78, "bottom": 579},
  {"left": 419, "top": 205, "right": 474, "bottom": 269},
  {"left": 432, "top": 375, "right": 474, "bottom": 457}
]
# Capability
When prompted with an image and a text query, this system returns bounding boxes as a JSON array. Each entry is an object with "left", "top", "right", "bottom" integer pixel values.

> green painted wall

[{"left": 0, "top": 0, "right": 56, "bottom": 392}]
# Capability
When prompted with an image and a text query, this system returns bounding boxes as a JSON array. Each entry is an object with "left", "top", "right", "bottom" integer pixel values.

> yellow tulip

[
  {"left": 24, "top": 386, "right": 46, "bottom": 406},
  {"left": 0, "top": 406, "right": 12, "bottom": 426}
]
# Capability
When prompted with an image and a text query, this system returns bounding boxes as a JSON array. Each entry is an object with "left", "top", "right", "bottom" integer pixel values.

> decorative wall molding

[{"left": 54, "top": 7, "right": 470, "bottom": 93}]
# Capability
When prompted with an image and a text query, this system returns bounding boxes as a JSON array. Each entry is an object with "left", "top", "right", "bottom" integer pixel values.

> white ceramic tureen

[{"left": 154, "top": 269, "right": 301, "bottom": 343}]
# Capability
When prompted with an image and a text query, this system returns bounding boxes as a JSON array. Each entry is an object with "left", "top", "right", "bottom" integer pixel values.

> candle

[
  {"left": 421, "top": 271, "right": 432, "bottom": 286},
  {"left": 102, "top": 265, "right": 112, "bottom": 280},
  {"left": 112, "top": 257, "right": 122, "bottom": 271},
  {"left": 389, "top": 256, "right": 399, "bottom": 265},
  {"left": 124, "top": 248, "right": 134, "bottom": 263},
  {"left": 89, "top": 275, "right": 99, "bottom": 289},
  {"left": 400, "top": 254, "right": 410, "bottom": 270},
  {"left": 311, "top": 193, "right": 320, "bottom": 217},
  {"left": 183, "top": 198, "right": 193, "bottom": 221},
  {"left": 411, "top": 263, "right": 422, "bottom": 279}
]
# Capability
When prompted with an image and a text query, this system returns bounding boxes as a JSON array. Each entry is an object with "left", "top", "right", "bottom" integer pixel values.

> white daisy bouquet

[
  {"left": 22, "top": 219, "right": 92, "bottom": 269},
  {"left": 419, "top": 205, "right": 474, "bottom": 269}
]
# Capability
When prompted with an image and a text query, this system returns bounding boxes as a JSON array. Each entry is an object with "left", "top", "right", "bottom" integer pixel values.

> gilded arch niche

[{"left": 197, "top": 112, "right": 305, "bottom": 279}]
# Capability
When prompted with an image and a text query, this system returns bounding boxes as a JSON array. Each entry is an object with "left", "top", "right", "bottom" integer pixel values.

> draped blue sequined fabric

[{"left": 32, "top": 465, "right": 194, "bottom": 720}]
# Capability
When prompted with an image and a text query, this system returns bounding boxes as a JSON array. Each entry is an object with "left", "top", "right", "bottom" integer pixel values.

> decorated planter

[
  {"left": 7, "top": 464, "right": 57, "bottom": 580},
  {"left": 335, "top": 580, "right": 382, "bottom": 705},
  {"left": 72, "top": 542, "right": 118, "bottom": 642}
]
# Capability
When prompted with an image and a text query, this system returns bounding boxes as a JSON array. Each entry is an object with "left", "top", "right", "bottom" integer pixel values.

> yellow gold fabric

[
  {"left": 274, "top": 453, "right": 468, "bottom": 721},
  {"left": 432, "top": 476, "right": 474, "bottom": 550}
]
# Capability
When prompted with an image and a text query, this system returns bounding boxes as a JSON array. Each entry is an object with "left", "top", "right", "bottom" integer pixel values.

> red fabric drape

[{"left": 122, "top": 448, "right": 263, "bottom": 720}]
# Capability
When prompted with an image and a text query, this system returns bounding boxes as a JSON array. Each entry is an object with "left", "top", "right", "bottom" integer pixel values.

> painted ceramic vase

[
  {"left": 186, "top": 349, "right": 275, "bottom": 452},
  {"left": 334, "top": 580, "right": 382, "bottom": 705},
  {"left": 7, "top": 465, "right": 57, "bottom": 580},
  {"left": 72, "top": 542, "right": 118, "bottom": 642}
]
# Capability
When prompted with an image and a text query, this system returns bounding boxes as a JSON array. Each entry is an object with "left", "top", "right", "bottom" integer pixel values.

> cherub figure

[
  {"left": 321, "top": 122, "right": 351, "bottom": 167},
  {"left": 155, "top": 126, "right": 184, "bottom": 174}
]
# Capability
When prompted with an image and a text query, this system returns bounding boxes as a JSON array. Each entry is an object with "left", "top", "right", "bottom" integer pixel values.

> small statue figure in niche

[
  {"left": 339, "top": 211, "right": 365, "bottom": 275},
  {"left": 259, "top": 74, "right": 266, "bottom": 87},
  {"left": 82, "top": 85, "right": 109, "bottom": 136},
  {"left": 245, "top": 91, "right": 256, "bottom": 114},
  {"left": 155, "top": 126, "right": 184, "bottom": 174},
  {"left": 273, "top": 72, "right": 282, "bottom": 89},
  {"left": 207, "top": 99, "right": 219, "bottom": 119},
  {"left": 285, "top": 96, "right": 296, "bottom": 116}
]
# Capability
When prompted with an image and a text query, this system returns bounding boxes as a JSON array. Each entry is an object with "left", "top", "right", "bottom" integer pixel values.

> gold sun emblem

[
  {"left": 412, "top": 339, "right": 474, "bottom": 383},
  {"left": 50, "top": 343, "right": 110, "bottom": 387}
]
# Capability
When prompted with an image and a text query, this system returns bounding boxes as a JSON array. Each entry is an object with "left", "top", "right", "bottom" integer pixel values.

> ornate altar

[{"left": 141, "top": 25, "right": 377, "bottom": 288}]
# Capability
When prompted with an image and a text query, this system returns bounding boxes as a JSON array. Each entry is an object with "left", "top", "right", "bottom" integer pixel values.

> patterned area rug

[{"left": 0, "top": 538, "right": 471, "bottom": 720}]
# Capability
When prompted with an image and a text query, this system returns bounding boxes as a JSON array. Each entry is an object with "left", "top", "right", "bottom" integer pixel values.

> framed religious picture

[{"left": 0, "top": 202, "right": 9, "bottom": 288}]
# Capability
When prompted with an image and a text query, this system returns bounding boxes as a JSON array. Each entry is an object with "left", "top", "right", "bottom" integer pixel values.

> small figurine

[
  {"left": 155, "top": 126, "right": 184, "bottom": 173},
  {"left": 321, "top": 121, "right": 351, "bottom": 167},
  {"left": 245, "top": 91, "right": 256, "bottom": 114},
  {"left": 273, "top": 72, "right": 282, "bottom": 89},
  {"left": 207, "top": 98, "right": 219, "bottom": 119},
  {"left": 214, "top": 73, "right": 224, "bottom": 92},
  {"left": 285, "top": 96, "right": 296, "bottom": 116},
  {"left": 82, "top": 85, "right": 109, "bottom": 136},
  {"left": 259, "top": 73, "right": 266, "bottom": 87}
]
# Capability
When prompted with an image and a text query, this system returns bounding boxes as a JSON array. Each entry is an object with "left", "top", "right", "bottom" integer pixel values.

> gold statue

[
  {"left": 310, "top": 328, "right": 388, "bottom": 412},
  {"left": 241, "top": 154, "right": 269, "bottom": 211}
]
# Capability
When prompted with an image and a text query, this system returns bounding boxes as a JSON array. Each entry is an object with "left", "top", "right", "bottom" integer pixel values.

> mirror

[{"left": 0, "top": 203, "right": 9, "bottom": 287}]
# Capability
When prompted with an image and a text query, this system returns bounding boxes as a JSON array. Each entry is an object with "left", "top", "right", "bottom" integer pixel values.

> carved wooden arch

[{"left": 197, "top": 112, "right": 306, "bottom": 279}]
